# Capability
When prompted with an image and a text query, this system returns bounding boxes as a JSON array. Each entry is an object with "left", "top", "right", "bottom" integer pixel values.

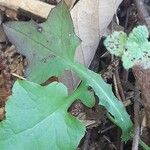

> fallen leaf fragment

[
  {"left": 57, "top": 0, "right": 76, "bottom": 8},
  {"left": 0, "top": 0, "right": 54, "bottom": 18},
  {"left": 5, "top": 9, "right": 17, "bottom": 20},
  {"left": 61, "top": 0, "right": 123, "bottom": 90},
  {"left": 0, "top": 0, "right": 75, "bottom": 19},
  {"left": 0, "top": 107, "right": 4, "bottom": 120}
]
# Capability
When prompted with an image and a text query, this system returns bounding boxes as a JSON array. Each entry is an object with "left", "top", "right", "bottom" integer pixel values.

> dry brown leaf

[
  {"left": 0, "top": 0, "right": 75, "bottom": 18},
  {"left": 0, "top": 26, "right": 6, "bottom": 42},
  {"left": 60, "top": 0, "right": 123, "bottom": 90},
  {"left": 4, "top": 45, "right": 26, "bottom": 76},
  {"left": 5, "top": 8, "right": 17, "bottom": 20},
  {"left": 0, "top": 0, "right": 54, "bottom": 18},
  {"left": 73, "top": 0, "right": 122, "bottom": 66},
  {"left": 0, "top": 107, "right": 4, "bottom": 120}
]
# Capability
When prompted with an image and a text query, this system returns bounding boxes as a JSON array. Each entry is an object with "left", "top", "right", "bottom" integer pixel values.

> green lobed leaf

[
  {"left": 70, "top": 63, "right": 133, "bottom": 141},
  {"left": 0, "top": 80, "right": 87, "bottom": 150},
  {"left": 104, "top": 31, "right": 127, "bottom": 57},
  {"left": 127, "top": 25, "right": 149, "bottom": 44},
  {"left": 3, "top": 1, "right": 133, "bottom": 141},
  {"left": 123, "top": 26, "right": 150, "bottom": 69},
  {"left": 104, "top": 25, "right": 150, "bottom": 69},
  {"left": 3, "top": 1, "right": 80, "bottom": 84}
]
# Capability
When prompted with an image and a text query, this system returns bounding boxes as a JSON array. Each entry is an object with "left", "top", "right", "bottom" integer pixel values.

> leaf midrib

[
  {"left": 70, "top": 63, "right": 128, "bottom": 126},
  {"left": 7, "top": 23, "right": 127, "bottom": 126}
]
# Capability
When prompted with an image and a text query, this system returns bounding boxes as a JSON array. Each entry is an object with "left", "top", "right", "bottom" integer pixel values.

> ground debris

[{"left": 0, "top": 45, "right": 26, "bottom": 109}]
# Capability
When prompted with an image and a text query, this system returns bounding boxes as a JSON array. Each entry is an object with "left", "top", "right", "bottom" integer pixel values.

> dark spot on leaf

[
  {"left": 144, "top": 51, "right": 148, "bottom": 54},
  {"left": 42, "top": 58, "right": 47, "bottom": 63},
  {"left": 115, "top": 44, "right": 119, "bottom": 48},
  {"left": 41, "top": 54, "right": 56, "bottom": 63},
  {"left": 109, "top": 46, "right": 114, "bottom": 49},
  {"left": 109, "top": 41, "right": 114, "bottom": 44}
]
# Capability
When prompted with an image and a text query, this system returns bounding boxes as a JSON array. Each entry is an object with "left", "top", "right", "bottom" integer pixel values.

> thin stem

[
  {"left": 132, "top": 87, "right": 140, "bottom": 150},
  {"left": 139, "top": 139, "right": 150, "bottom": 150},
  {"left": 64, "top": 82, "right": 87, "bottom": 110}
]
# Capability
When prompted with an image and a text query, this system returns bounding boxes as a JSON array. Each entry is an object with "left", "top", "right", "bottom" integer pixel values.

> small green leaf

[
  {"left": 128, "top": 25, "right": 149, "bottom": 44},
  {"left": 0, "top": 80, "right": 86, "bottom": 150},
  {"left": 123, "top": 26, "right": 150, "bottom": 69},
  {"left": 104, "top": 31, "right": 127, "bottom": 57},
  {"left": 122, "top": 42, "right": 150, "bottom": 69},
  {"left": 105, "top": 25, "right": 150, "bottom": 69}
]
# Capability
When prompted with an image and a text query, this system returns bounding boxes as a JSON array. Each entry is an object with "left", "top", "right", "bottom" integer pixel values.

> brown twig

[
  {"left": 112, "top": 59, "right": 126, "bottom": 101},
  {"left": 124, "top": 6, "right": 130, "bottom": 32},
  {"left": 132, "top": 87, "right": 141, "bottom": 150},
  {"left": 113, "top": 73, "right": 122, "bottom": 100},
  {"left": 115, "top": 67, "right": 126, "bottom": 101},
  {"left": 99, "top": 125, "right": 116, "bottom": 134},
  {"left": 82, "top": 131, "right": 91, "bottom": 150},
  {"left": 11, "top": 73, "right": 26, "bottom": 80},
  {"left": 103, "top": 135, "right": 118, "bottom": 150},
  {"left": 134, "top": 0, "right": 150, "bottom": 29}
]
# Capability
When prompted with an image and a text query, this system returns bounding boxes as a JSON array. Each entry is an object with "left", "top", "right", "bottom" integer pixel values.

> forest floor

[{"left": 0, "top": 0, "right": 150, "bottom": 150}]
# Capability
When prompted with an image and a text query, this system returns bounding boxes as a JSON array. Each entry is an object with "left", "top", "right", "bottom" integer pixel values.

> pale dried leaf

[
  {"left": 0, "top": 0, "right": 54, "bottom": 18},
  {"left": 0, "top": 0, "right": 75, "bottom": 19},
  {"left": 57, "top": 0, "right": 76, "bottom": 8},
  {"left": 61, "top": 0, "right": 123, "bottom": 90},
  {"left": 1, "top": 0, "right": 122, "bottom": 91}
]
